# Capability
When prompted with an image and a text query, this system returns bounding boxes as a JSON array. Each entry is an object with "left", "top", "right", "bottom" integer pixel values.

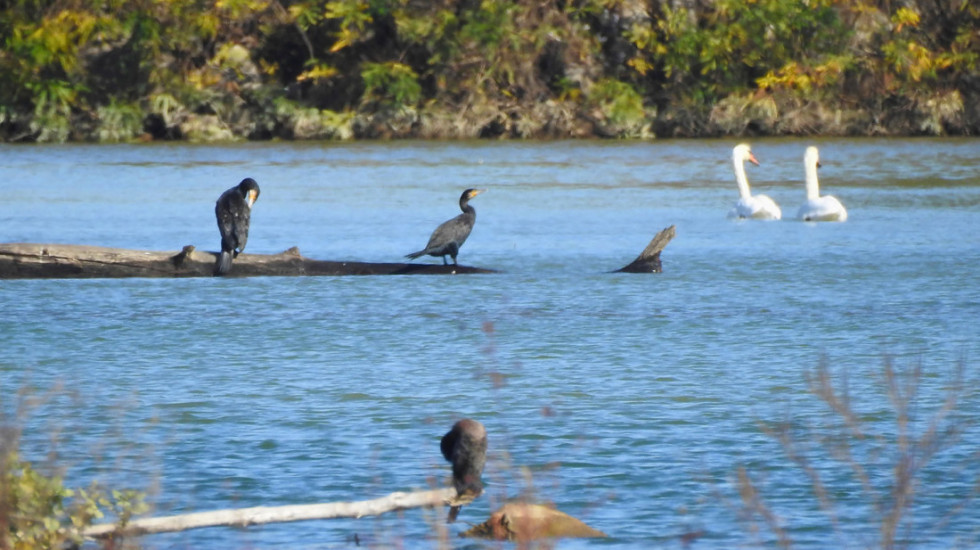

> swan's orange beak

[{"left": 747, "top": 152, "right": 760, "bottom": 166}]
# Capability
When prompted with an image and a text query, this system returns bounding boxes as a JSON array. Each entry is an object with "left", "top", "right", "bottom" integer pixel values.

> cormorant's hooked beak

[
  {"left": 247, "top": 189, "right": 258, "bottom": 207},
  {"left": 471, "top": 189, "right": 486, "bottom": 198},
  {"left": 747, "top": 153, "right": 760, "bottom": 166}
]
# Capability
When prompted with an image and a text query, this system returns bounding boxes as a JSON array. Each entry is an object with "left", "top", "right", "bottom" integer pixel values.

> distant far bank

[
  {"left": 1, "top": 1, "right": 977, "bottom": 143},
  {"left": 3, "top": 92, "right": 974, "bottom": 144}
]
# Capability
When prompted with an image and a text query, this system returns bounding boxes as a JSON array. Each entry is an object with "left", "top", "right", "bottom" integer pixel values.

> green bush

[
  {"left": 1, "top": 450, "right": 146, "bottom": 549},
  {"left": 587, "top": 78, "right": 648, "bottom": 137},
  {"left": 1, "top": 0, "right": 979, "bottom": 139},
  {"left": 97, "top": 100, "right": 144, "bottom": 142},
  {"left": 361, "top": 62, "right": 421, "bottom": 108}
]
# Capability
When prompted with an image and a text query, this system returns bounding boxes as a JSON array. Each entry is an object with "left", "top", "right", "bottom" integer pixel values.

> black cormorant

[
  {"left": 214, "top": 178, "right": 260, "bottom": 275},
  {"left": 441, "top": 418, "right": 487, "bottom": 522},
  {"left": 406, "top": 188, "right": 485, "bottom": 265}
]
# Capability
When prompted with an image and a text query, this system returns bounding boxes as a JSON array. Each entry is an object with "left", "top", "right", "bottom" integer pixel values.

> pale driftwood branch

[
  {"left": 0, "top": 243, "right": 494, "bottom": 279},
  {"left": 614, "top": 225, "right": 676, "bottom": 273},
  {"left": 83, "top": 487, "right": 457, "bottom": 539}
]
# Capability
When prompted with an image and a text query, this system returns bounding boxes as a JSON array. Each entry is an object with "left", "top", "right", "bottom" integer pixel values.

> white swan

[
  {"left": 796, "top": 146, "right": 847, "bottom": 222},
  {"left": 728, "top": 143, "right": 781, "bottom": 220}
]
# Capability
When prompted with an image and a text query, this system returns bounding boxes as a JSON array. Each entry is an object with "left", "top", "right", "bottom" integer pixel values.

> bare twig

[
  {"left": 743, "top": 357, "right": 975, "bottom": 549},
  {"left": 735, "top": 466, "right": 791, "bottom": 549}
]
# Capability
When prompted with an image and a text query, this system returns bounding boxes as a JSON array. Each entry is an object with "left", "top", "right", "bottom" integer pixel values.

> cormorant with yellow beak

[
  {"left": 406, "top": 188, "right": 485, "bottom": 265},
  {"left": 215, "top": 178, "right": 260, "bottom": 275}
]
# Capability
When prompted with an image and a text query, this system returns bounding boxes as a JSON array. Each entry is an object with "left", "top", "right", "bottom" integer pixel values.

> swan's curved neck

[
  {"left": 805, "top": 158, "right": 820, "bottom": 200},
  {"left": 733, "top": 155, "right": 752, "bottom": 198}
]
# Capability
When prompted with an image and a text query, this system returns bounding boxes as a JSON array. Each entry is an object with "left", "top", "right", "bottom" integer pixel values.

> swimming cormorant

[
  {"left": 441, "top": 418, "right": 488, "bottom": 523},
  {"left": 406, "top": 188, "right": 485, "bottom": 265},
  {"left": 214, "top": 178, "right": 260, "bottom": 275}
]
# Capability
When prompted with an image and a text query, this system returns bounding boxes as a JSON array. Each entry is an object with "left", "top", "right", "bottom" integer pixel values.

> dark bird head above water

[{"left": 441, "top": 418, "right": 488, "bottom": 522}]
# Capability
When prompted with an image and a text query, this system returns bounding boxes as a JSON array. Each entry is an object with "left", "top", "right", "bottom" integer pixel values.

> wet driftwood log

[
  {"left": 0, "top": 244, "right": 494, "bottom": 278},
  {"left": 0, "top": 226, "right": 674, "bottom": 279},
  {"left": 83, "top": 487, "right": 458, "bottom": 539}
]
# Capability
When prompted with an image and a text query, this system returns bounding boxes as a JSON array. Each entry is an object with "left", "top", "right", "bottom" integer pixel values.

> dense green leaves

[
  {"left": 0, "top": 451, "right": 147, "bottom": 549},
  {"left": 0, "top": 0, "right": 977, "bottom": 141},
  {"left": 361, "top": 61, "right": 420, "bottom": 106}
]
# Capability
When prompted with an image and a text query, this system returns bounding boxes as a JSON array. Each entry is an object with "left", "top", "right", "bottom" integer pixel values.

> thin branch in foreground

[
  {"left": 745, "top": 358, "right": 976, "bottom": 550},
  {"left": 735, "top": 466, "right": 792, "bottom": 549}
]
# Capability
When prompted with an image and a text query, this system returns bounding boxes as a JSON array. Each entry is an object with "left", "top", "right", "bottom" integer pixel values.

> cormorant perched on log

[
  {"left": 406, "top": 188, "right": 484, "bottom": 265},
  {"left": 441, "top": 418, "right": 488, "bottom": 523},
  {"left": 215, "top": 178, "right": 260, "bottom": 275}
]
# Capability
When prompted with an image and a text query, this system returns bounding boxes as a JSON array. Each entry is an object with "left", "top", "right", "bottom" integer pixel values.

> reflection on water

[{"left": 1, "top": 138, "right": 979, "bottom": 549}]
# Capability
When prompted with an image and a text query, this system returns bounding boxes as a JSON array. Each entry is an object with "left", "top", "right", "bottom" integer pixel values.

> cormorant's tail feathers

[
  {"left": 215, "top": 250, "right": 234, "bottom": 275},
  {"left": 405, "top": 250, "right": 426, "bottom": 260}
]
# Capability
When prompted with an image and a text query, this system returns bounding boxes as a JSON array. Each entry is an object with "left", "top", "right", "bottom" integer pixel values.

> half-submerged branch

[
  {"left": 0, "top": 226, "right": 674, "bottom": 279},
  {"left": 83, "top": 487, "right": 457, "bottom": 539},
  {"left": 615, "top": 225, "right": 676, "bottom": 273}
]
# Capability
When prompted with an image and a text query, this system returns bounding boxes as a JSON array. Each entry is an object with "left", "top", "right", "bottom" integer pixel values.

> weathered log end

[
  {"left": 460, "top": 502, "right": 607, "bottom": 541},
  {"left": 614, "top": 225, "right": 676, "bottom": 273}
]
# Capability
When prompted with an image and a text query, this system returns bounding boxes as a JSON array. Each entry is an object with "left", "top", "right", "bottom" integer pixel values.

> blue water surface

[{"left": 1, "top": 138, "right": 979, "bottom": 549}]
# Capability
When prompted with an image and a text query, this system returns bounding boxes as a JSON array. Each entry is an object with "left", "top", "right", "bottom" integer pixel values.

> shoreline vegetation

[{"left": 1, "top": 0, "right": 977, "bottom": 143}]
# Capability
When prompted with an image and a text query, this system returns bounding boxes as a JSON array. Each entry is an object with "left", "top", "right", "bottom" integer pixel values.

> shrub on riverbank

[{"left": 0, "top": 1, "right": 977, "bottom": 141}]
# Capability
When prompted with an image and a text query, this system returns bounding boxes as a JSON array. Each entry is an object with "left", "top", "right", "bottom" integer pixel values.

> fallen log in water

[
  {"left": 83, "top": 487, "right": 458, "bottom": 539},
  {"left": 0, "top": 225, "right": 674, "bottom": 279},
  {"left": 0, "top": 243, "right": 494, "bottom": 278}
]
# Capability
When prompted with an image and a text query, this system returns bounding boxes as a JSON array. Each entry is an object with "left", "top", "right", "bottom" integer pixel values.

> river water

[{"left": 1, "top": 138, "right": 979, "bottom": 549}]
